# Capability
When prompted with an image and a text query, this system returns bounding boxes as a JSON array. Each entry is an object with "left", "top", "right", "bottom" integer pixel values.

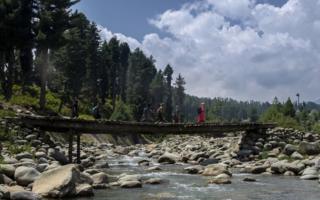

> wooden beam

[
  {"left": 76, "top": 133, "right": 81, "bottom": 164},
  {"left": 68, "top": 131, "right": 73, "bottom": 163},
  {"left": 6, "top": 116, "right": 277, "bottom": 135}
]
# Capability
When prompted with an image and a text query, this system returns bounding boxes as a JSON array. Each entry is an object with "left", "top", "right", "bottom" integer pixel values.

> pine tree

[
  {"left": 99, "top": 41, "right": 111, "bottom": 104},
  {"left": 283, "top": 98, "right": 295, "bottom": 117},
  {"left": 108, "top": 37, "right": 120, "bottom": 110},
  {"left": 119, "top": 42, "right": 130, "bottom": 102},
  {"left": 163, "top": 64, "right": 173, "bottom": 121},
  {"left": 174, "top": 74, "right": 186, "bottom": 113},
  {"left": 150, "top": 70, "right": 166, "bottom": 107},
  {"left": 126, "top": 49, "right": 156, "bottom": 120},
  {"left": 35, "top": 0, "right": 78, "bottom": 109},
  {"left": 85, "top": 22, "right": 100, "bottom": 104},
  {"left": 53, "top": 12, "right": 89, "bottom": 99}
]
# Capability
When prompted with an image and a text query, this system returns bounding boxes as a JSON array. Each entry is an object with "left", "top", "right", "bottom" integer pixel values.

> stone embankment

[{"left": 1, "top": 120, "right": 320, "bottom": 199}]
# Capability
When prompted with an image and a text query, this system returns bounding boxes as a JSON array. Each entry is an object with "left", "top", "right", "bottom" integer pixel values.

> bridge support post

[
  {"left": 68, "top": 131, "right": 74, "bottom": 163},
  {"left": 76, "top": 133, "right": 81, "bottom": 164}
]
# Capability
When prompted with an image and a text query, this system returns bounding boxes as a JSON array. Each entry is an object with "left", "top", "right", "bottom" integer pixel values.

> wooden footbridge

[{"left": 5, "top": 115, "right": 276, "bottom": 164}]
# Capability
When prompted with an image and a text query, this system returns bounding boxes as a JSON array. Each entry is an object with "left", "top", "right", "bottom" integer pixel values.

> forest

[{"left": 1, "top": 0, "right": 320, "bottom": 133}]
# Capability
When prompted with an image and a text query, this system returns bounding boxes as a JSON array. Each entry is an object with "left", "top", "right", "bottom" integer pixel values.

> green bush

[
  {"left": 0, "top": 109, "right": 16, "bottom": 118},
  {"left": 312, "top": 123, "right": 320, "bottom": 134},
  {"left": 6, "top": 143, "right": 32, "bottom": 155},
  {"left": 260, "top": 105, "right": 301, "bottom": 129},
  {"left": 110, "top": 100, "right": 133, "bottom": 121}
]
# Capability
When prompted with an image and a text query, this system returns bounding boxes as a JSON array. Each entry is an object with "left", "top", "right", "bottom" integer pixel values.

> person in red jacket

[{"left": 197, "top": 103, "right": 205, "bottom": 123}]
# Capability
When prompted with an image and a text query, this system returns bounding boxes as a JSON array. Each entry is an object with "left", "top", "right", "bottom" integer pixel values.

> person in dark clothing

[
  {"left": 156, "top": 103, "right": 165, "bottom": 122},
  {"left": 141, "top": 103, "right": 154, "bottom": 122},
  {"left": 92, "top": 103, "right": 101, "bottom": 119},
  {"left": 71, "top": 98, "right": 79, "bottom": 118}
]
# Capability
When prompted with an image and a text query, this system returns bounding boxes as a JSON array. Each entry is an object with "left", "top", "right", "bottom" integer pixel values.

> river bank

[{"left": 1, "top": 121, "right": 320, "bottom": 199}]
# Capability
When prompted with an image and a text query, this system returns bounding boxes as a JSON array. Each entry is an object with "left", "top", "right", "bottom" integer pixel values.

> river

[{"left": 75, "top": 153, "right": 320, "bottom": 200}]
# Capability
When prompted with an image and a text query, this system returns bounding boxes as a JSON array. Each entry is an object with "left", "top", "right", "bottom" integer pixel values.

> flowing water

[{"left": 76, "top": 153, "right": 320, "bottom": 200}]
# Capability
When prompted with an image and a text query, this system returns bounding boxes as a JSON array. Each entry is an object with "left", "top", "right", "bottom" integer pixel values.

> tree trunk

[
  {"left": 39, "top": 47, "right": 49, "bottom": 110},
  {"left": 1, "top": 48, "right": 15, "bottom": 101},
  {"left": 20, "top": 47, "right": 33, "bottom": 92}
]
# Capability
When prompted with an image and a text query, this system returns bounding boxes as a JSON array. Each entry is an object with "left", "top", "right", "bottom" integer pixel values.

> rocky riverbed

[{"left": 1, "top": 123, "right": 320, "bottom": 199}]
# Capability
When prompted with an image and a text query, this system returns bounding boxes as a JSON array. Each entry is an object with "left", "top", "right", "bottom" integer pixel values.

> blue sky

[{"left": 73, "top": 0, "right": 320, "bottom": 102}]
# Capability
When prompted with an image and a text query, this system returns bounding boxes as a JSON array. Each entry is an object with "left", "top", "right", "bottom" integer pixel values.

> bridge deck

[{"left": 6, "top": 115, "right": 276, "bottom": 135}]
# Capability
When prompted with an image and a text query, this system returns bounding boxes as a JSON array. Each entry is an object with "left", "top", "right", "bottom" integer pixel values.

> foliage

[
  {"left": 6, "top": 143, "right": 32, "bottom": 155},
  {"left": 110, "top": 100, "right": 133, "bottom": 121},
  {"left": 312, "top": 123, "right": 320, "bottom": 134},
  {"left": 0, "top": 109, "right": 16, "bottom": 118},
  {"left": 260, "top": 104, "right": 301, "bottom": 129}
]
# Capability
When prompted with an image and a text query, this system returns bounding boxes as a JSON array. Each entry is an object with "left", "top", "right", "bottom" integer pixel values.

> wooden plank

[
  {"left": 6, "top": 116, "right": 276, "bottom": 135},
  {"left": 76, "top": 133, "right": 81, "bottom": 164},
  {"left": 68, "top": 132, "right": 73, "bottom": 163}
]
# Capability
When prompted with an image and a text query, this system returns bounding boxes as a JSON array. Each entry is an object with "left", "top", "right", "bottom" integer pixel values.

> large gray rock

[
  {"left": 0, "top": 173, "right": 13, "bottom": 185},
  {"left": 300, "top": 167, "right": 318, "bottom": 180},
  {"left": 250, "top": 165, "right": 268, "bottom": 174},
  {"left": 298, "top": 141, "right": 320, "bottom": 155},
  {"left": 202, "top": 163, "right": 231, "bottom": 176},
  {"left": 10, "top": 191, "right": 41, "bottom": 200},
  {"left": 208, "top": 173, "right": 231, "bottom": 184},
  {"left": 14, "top": 166, "right": 40, "bottom": 186},
  {"left": 271, "top": 160, "right": 305, "bottom": 174},
  {"left": 158, "top": 152, "right": 180, "bottom": 164},
  {"left": 0, "top": 185, "right": 10, "bottom": 199},
  {"left": 15, "top": 152, "right": 33, "bottom": 161},
  {"left": 184, "top": 165, "right": 204, "bottom": 174},
  {"left": 120, "top": 181, "right": 142, "bottom": 188},
  {"left": 291, "top": 151, "right": 304, "bottom": 160},
  {"left": 91, "top": 172, "right": 109, "bottom": 184},
  {"left": 32, "top": 164, "right": 93, "bottom": 198},
  {"left": 283, "top": 144, "right": 297, "bottom": 155},
  {"left": 48, "top": 148, "right": 69, "bottom": 165},
  {"left": 0, "top": 164, "right": 16, "bottom": 178}
]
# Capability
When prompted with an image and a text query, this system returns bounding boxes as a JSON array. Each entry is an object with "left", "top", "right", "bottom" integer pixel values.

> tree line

[{"left": 0, "top": 0, "right": 186, "bottom": 122}]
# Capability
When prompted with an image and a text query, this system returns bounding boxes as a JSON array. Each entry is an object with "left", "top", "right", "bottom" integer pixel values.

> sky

[{"left": 73, "top": 0, "right": 320, "bottom": 102}]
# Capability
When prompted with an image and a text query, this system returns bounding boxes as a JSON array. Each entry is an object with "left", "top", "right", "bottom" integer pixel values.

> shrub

[{"left": 110, "top": 100, "right": 133, "bottom": 121}]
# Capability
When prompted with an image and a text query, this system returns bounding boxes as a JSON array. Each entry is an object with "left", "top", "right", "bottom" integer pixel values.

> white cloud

[{"left": 97, "top": 0, "right": 320, "bottom": 102}]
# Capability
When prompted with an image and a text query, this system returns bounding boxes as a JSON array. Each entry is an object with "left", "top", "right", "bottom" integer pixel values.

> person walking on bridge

[
  {"left": 71, "top": 97, "right": 79, "bottom": 118},
  {"left": 197, "top": 103, "right": 205, "bottom": 123},
  {"left": 156, "top": 103, "right": 165, "bottom": 122}
]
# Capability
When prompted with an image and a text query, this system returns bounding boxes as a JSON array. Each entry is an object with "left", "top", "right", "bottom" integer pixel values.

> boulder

[
  {"left": 208, "top": 173, "right": 231, "bottom": 184},
  {"left": 0, "top": 173, "right": 13, "bottom": 185},
  {"left": 202, "top": 163, "right": 231, "bottom": 176},
  {"left": 298, "top": 141, "right": 320, "bottom": 155},
  {"left": 0, "top": 164, "right": 16, "bottom": 178},
  {"left": 0, "top": 185, "right": 10, "bottom": 199},
  {"left": 75, "top": 184, "right": 94, "bottom": 197},
  {"left": 120, "top": 181, "right": 142, "bottom": 188},
  {"left": 158, "top": 152, "right": 180, "bottom": 164},
  {"left": 283, "top": 144, "right": 297, "bottom": 155},
  {"left": 291, "top": 152, "right": 304, "bottom": 160},
  {"left": 184, "top": 165, "right": 204, "bottom": 174},
  {"left": 14, "top": 166, "right": 40, "bottom": 186},
  {"left": 48, "top": 148, "right": 69, "bottom": 165},
  {"left": 144, "top": 178, "right": 164, "bottom": 185},
  {"left": 32, "top": 164, "right": 93, "bottom": 198},
  {"left": 243, "top": 177, "right": 256, "bottom": 182},
  {"left": 271, "top": 160, "right": 305, "bottom": 174},
  {"left": 15, "top": 152, "right": 33, "bottom": 160},
  {"left": 91, "top": 172, "right": 109, "bottom": 184},
  {"left": 300, "top": 167, "right": 318, "bottom": 180},
  {"left": 250, "top": 165, "right": 268, "bottom": 174},
  {"left": 10, "top": 191, "right": 41, "bottom": 200}
]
